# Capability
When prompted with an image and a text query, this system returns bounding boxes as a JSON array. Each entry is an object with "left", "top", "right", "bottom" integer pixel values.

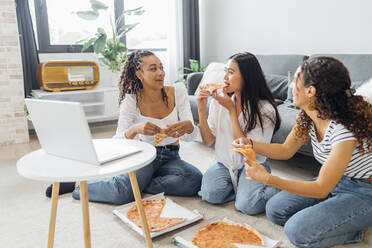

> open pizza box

[
  {"left": 112, "top": 193, "right": 203, "bottom": 238},
  {"left": 171, "top": 217, "right": 281, "bottom": 248}
]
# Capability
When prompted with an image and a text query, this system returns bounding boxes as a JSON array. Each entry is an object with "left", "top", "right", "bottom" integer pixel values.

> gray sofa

[{"left": 187, "top": 54, "right": 372, "bottom": 157}]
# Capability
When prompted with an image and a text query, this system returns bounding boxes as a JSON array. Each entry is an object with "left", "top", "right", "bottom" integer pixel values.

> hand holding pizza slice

[
  {"left": 232, "top": 145, "right": 256, "bottom": 161},
  {"left": 153, "top": 133, "right": 167, "bottom": 146},
  {"left": 200, "top": 83, "right": 226, "bottom": 93}
]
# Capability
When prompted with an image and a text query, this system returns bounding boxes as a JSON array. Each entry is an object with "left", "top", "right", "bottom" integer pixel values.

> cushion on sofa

[
  {"left": 286, "top": 71, "right": 294, "bottom": 102},
  {"left": 272, "top": 102, "right": 313, "bottom": 156},
  {"left": 309, "top": 54, "right": 372, "bottom": 82},
  {"left": 264, "top": 74, "right": 288, "bottom": 101},
  {"left": 194, "top": 62, "right": 225, "bottom": 96},
  {"left": 256, "top": 55, "right": 308, "bottom": 76},
  {"left": 356, "top": 78, "right": 372, "bottom": 102}
]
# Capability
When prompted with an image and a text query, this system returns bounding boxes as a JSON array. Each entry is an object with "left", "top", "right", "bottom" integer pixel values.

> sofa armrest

[{"left": 186, "top": 72, "right": 204, "bottom": 95}]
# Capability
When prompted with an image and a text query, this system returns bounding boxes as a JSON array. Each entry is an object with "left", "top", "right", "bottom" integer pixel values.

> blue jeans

[
  {"left": 72, "top": 146, "right": 202, "bottom": 205},
  {"left": 266, "top": 176, "right": 372, "bottom": 248},
  {"left": 199, "top": 160, "right": 279, "bottom": 215}
]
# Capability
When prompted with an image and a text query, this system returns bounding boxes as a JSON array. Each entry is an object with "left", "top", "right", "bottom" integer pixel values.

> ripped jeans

[{"left": 72, "top": 145, "right": 202, "bottom": 205}]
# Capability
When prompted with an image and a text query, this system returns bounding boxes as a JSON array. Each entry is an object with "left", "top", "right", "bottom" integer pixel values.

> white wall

[{"left": 199, "top": 0, "right": 372, "bottom": 64}]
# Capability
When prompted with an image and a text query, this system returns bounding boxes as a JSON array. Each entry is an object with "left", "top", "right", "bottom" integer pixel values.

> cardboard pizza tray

[
  {"left": 112, "top": 193, "right": 203, "bottom": 238},
  {"left": 171, "top": 217, "right": 281, "bottom": 248}
]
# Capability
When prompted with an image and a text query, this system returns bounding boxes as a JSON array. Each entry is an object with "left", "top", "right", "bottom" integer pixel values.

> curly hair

[
  {"left": 118, "top": 50, "right": 168, "bottom": 107},
  {"left": 294, "top": 56, "right": 372, "bottom": 154}
]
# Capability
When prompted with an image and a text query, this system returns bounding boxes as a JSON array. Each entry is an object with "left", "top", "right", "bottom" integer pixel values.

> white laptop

[{"left": 25, "top": 98, "right": 142, "bottom": 165}]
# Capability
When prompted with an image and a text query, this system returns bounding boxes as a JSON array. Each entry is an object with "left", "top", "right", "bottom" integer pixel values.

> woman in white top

[
  {"left": 197, "top": 52, "right": 281, "bottom": 215},
  {"left": 234, "top": 56, "right": 372, "bottom": 247},
  {"left": 71, "top": 50, "right": 202, "bottom": 205}
]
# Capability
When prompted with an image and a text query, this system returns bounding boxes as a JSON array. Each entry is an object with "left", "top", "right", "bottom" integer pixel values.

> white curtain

[{"left": 164, "top": 0, "right": 183, "bottom": 84}]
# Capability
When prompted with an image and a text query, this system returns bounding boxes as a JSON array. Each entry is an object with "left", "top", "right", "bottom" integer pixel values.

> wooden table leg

[
  {"left": 129, "top": 171, "right": 153, "bottom": 248},
  {"left": 47, "top": 182, "right": 60, "bottom": 248},
  {"left": 80, "top": 181, "right": 91, "bottom": 248}
]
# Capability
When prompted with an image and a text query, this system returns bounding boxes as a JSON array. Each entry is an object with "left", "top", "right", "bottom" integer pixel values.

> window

[
  {"left": 32, "top": 0, "right": 169, "bottom": 53},
  {"left": 124, "top": 0, "right": 171, "bottom": 50}
]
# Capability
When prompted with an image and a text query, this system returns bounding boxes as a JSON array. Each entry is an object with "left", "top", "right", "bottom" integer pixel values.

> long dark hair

[
  {"left": 295, "top": 56, "right": 372, "bottom": 154},
  {"left": 118, "top": 50, "right": 168, "bottom": 107},
  {"left": 230, "top": 52, "right": 281, "bottom": 134}
]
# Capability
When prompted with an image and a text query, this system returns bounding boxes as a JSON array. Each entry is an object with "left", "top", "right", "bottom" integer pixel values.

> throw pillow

[
  {"left": 355, "top": 78, "right": 372, "bottom": 102},
  {"left": 286, "top": 71, "right": 294, "bottom": 102},
  {"left": 194, "top": 62, "right": 225, "bottom": 96},
  {"left": 264, "top": 74, "right": 288, "bottom": 101}
]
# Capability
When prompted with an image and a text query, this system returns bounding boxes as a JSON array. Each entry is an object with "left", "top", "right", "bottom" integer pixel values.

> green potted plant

[
  {"left": 76, "top": 0, "right": 144, "bottom": 85},
  {"left": 176, "top": 59, "right": 208, "bottom": 87}
]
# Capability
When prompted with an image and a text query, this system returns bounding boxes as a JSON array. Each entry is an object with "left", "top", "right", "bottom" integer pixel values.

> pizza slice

[
  {"left": 201, "top": 83, "right": 226, "bottom": 93},
  {"left": 192, "top": 221, "right": 264, "bottom": 248},
  {"left": 126, "top": 199, "right": 165, "bottom": 230},
  {"left": 150, "top": 217, "right": 187, "bottom": 232},
  {"left": 126, "top": 199, "right": 187, "bottom": 232},
  {"left": 232, "top": 145, "right": 256, "bottom": 161},
  {"left": 153, "top": 133, "right": 167, "bottom": 146}
]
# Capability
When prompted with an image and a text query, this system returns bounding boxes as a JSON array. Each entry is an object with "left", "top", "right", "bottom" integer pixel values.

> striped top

[{"left": 310, "top": 120, "right": 372, "bottom": 179}]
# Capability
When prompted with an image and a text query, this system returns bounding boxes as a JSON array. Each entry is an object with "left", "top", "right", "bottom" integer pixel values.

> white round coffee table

[{"left": 17, "top": 139, "right": 156, "bottom": 248}]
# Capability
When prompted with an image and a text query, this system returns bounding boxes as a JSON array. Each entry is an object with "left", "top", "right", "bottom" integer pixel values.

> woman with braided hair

[
  {"left": 233, "top": 56, "right": 372, "bottom": 247},
  {"left": 69, "top": 50, "right": 202, "bottom": 204}
]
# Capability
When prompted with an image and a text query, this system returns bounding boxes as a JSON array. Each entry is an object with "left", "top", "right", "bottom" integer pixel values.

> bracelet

[{"left": 249, "top": 138, "right": 253, "bottom": 148}]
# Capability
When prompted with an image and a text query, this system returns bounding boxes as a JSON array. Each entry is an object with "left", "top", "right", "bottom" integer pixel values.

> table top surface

[{"left": 16, "top": 139, "right": 156, "bottom": 182}]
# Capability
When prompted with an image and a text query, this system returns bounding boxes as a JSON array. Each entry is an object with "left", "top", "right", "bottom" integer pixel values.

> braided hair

[
  {"left": 294, "top": 56, "right": 372, "bottom": 154},
  {"left": 118, "top": 50, "right": 168, "bottom": 107}
]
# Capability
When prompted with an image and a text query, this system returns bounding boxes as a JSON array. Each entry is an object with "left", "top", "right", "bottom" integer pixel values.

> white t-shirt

[
  {"left": 113, "top": 83, "right": 198, "bottom": 145},
  {"left": 207, "top": 96, "right": 277, "bottom": 191},
  {"left": 310, "top": 120, "right": 372, "bottom": 178}
]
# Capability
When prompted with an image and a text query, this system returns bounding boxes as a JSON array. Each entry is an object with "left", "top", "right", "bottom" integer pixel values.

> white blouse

[
  {"left": 113, "top": 83, "right": 198, "bottom": 145},
  {"left": 207, "top": 96, "right": 276, "bottom": 191}
]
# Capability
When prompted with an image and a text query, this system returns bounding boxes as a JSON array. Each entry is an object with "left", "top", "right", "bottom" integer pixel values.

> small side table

[{"left": 17, "top": 139, "right": 156, "bottom": 248}]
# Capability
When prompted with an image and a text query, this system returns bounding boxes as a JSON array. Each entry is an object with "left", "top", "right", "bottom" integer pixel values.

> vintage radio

[{"left": 36, "top": 60, "right": 100, "bottom": 92}]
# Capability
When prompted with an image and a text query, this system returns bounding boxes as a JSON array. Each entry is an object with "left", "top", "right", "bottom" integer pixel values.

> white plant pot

[{"left": 110, "top": 71, "right": 121, "bottom": 88}]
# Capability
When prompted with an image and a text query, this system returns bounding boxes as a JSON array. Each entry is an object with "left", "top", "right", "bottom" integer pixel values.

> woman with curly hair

[
  {"left": 233, "top": 56, "right": 372, "bottom": 247},
  {"left": 70, "top": 50, "right": 202, "bottom": 204}
]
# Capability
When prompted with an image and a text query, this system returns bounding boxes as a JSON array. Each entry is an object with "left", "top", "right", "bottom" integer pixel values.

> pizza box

[
  {"left": 171, "top": 217, "right": 281, "bottom": 248},
  {"left": 112, "top": 193, "right": 203, "bottom": 238}
]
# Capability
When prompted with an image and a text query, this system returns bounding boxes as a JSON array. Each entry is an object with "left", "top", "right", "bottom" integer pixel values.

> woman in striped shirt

[{"left": 233, "top": 56, "right": 372, "bottom": 248}]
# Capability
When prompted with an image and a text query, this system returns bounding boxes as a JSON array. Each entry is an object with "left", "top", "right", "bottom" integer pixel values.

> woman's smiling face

[
  {"left": 136, "top": 55, "right": 165, "bottom": 90},
  {"left": 223, "top": 59, "right": 243, "bottom": 93}
]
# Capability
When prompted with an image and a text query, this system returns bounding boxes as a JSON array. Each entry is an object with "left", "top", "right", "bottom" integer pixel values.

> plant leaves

[
  {"left": 123, "top": 6, "right": 145, "bottom": 16},
  {"left": 117, "top": 23, "right": 138, "bottom": 38},
  {"left": 81, "top": 37, "right": 96, "bottom": 52},
  {"left": 90, "top": 0, "right": 108, "bottom": 11},
  {"left": 76, "top": 10, "right": 99, "bottom": 20},
  {"left": 97, "top": 27, "right": 105, "bottom": 34},
  {"left": 189, "top": 59, "right": 200, "bottom": 72},
  {"left": 93, "top": 33, "right": 107, "bottom": 53}
]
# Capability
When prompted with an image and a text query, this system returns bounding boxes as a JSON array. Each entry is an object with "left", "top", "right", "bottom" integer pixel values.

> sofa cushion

[
  {"left": 188, "top": 95, "right": 212, "bottom": 123},
  {"left": 309, "top": 54, "right": 372, "bottom": 82},
  {"left": 355, "top": 78, "right": 372, "bottom": 102},
  {"left": 256, "top": 55, "right": 308, "bottom": 76},
  {"left": 194, "top": 62, "right": 225, "bottom": 96},
  {"left": 286, "top": 71, "right": 294, "bottom": 102},
  {"left": 272, "top": 102, "right": 313, "bottom": 156},
  {"left": 186, "top": 72, "right": 204, "bottom": 95},
  {"left": 264, "top": 74, "right": 288, "bottom": 101}
]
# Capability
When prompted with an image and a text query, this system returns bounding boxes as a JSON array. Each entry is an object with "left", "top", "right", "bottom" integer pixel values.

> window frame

[{"left": 34, "top": 0, "right": 166, "bottom": 53}]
